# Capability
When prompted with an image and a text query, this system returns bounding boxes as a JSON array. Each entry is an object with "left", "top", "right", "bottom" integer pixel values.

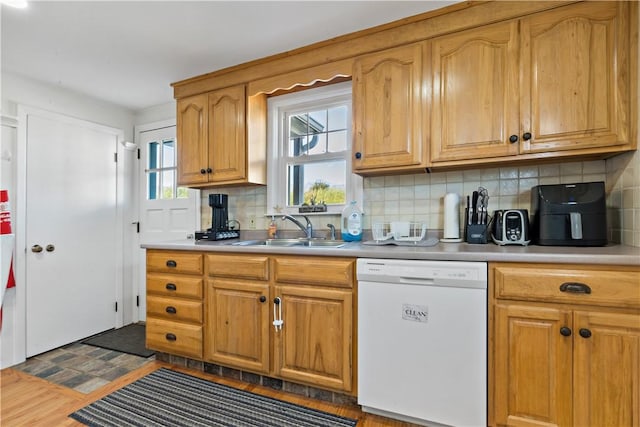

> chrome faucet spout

[{"left": 281, "top": 214, "right": 313, "bottom": 238}]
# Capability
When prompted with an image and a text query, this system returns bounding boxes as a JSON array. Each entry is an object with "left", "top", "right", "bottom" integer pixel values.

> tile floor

[{"left": 13, "top": 342, "right": 155, "bottom": 393}]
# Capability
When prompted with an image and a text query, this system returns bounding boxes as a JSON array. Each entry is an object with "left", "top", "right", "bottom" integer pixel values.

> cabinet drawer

[
  {"left": 147, "top": 295, "right": 202, "bottom": 323},
  {"left": 207, "top": 254, "right": 269, "bottom": 280},
  {"left": 147, "top": 273, "right": 203, "bottom": 299},
  {"left": 493, "top": 263, "right": 640, "bottom": 308},
  {"left": 146, "top": 317, "right": 203, "bottom": 359},
  {"left": 274, "top": 256, "right": 355, "bottom": 288},
  {"left": 147, "top": 250, "right": 203, "bottom": 275}
]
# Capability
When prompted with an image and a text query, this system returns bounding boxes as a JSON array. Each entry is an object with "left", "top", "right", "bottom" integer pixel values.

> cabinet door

[
  {"left": 205, "top": 279, "right": 270, "bottom": 374},
  {"left": 352, "top": 42, "right": 427, "bottom": 172},
  {"left": 273, "top": 285, "right": 352, "bottom": 392},
  {"left": 573, "top": 311, "right": 640, "bottom": 427},
  {"left": 520, "top": 2, "right": 631, "bottom": 153},
  {"left": 431, "top": 21, "right": 519, "bottom": 163},
  {"left": 177, "top": 94, "right": 209, "bottom": 185},
  {"left": 207, "top": 85, "right": 247, "bottom": 183},
  {"left": 493, "top": 303, "right": 573, "bottom": 427}
]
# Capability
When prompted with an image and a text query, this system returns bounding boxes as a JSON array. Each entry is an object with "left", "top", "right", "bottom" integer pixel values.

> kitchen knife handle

[{"left": 559, "top": 282, "right": 592, "bottom": 294}]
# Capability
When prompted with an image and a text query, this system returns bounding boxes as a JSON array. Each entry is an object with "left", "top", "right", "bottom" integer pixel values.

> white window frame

[{"left": 266, "top": 81, "right": 362, "bottom": 216}]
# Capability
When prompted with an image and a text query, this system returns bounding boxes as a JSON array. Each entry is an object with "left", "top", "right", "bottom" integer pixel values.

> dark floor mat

[{"left": 82, "top": 323, "right": 155, "bottom": 358}]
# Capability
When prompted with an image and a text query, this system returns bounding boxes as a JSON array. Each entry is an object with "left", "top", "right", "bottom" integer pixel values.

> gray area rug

[
  {"left": 70, "top": 368, "right": 358, "bottom": 427},
  {"left": 82, "top": 323, "right": 155, "bottom": 358}
]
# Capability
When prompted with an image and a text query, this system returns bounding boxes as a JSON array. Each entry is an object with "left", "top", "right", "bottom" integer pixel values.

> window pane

[
  {"left": 148, "top": 141, "right": 159, "bottom": 169},
  {"left": 286, "top": 160, "right": 346, "bottom": 206},
  {"left": 308, "top": 110, "right": 327, "bottom": 134},
  {"left": 162, "top": 139, "right": 175, "bottom": 168},
  {"left": 147, "top": 171, "right": 159, "bottom": 200},
  {"left": 308, "top": 133, "right": 327, "bottom": 155},
  {"left": 289, "top": 113, "right": 308, "bottom": 138},
  {"left": 289, "top": 136, "right": 311, "bottom": 157},
  {"left": 177, "top": 186, "right": 189, "bottom": 199},
  {"left": 328, "top": 106, "right": 347, "bottom": 131},
  {"left": 161, "top": 170, "right": 175, "bottom": 199},
  {"left": 328, "top": 130, "right": 348, "bottom": 152}
]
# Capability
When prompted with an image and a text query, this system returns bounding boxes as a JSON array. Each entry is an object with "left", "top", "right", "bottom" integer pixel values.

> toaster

[{"left": 491, "top": 209, "right": 530, "bottom": 246}]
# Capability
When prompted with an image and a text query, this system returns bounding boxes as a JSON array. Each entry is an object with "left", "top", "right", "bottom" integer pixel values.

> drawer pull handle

[
  {"left": 560, "top": 327, "right": 572, "bottom": 337},
  {"left": 165, "top": 333, "right": 177, "bottom": 341},
  {"left": 559, "top": 282, "right": 591, "bottom": 294},
  {"left": 166, "top": 283, "right": 177, "bottom": 291},
  {"left": 166, "top": 260, "right": 177, "bottom": 268},
  {"left": 166, "top": 306, "right": 177, "bottom": 314}
]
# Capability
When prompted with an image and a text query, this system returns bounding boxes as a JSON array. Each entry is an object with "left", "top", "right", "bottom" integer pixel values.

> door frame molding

[{"left": 13, "top": 105, "right": 125, "bottom": 364}]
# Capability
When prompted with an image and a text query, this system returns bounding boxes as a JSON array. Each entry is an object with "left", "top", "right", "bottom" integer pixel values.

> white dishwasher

[{"left": 357, "top": 258, "right": 487, "bottom": 427}]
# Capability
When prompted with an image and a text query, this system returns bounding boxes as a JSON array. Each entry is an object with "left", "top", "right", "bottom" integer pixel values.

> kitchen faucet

[{"left": 281, "top": 214, "right": 313, "bottom": 238}]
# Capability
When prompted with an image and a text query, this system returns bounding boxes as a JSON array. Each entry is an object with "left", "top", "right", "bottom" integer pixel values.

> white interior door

[
  {"left": 25, "top": 111, "right": 121, "bottom": 357},
  {"left": 137, "top": 125, "right": 199, "bottom": 319}
]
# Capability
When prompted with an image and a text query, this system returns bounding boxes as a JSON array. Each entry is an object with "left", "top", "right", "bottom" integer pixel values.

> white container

[
  {"left": 341, "top": 201, "right": 363, "bottom": 242},
  {"left": 443, "top": 192, "right": 461, "bottom": 239}
]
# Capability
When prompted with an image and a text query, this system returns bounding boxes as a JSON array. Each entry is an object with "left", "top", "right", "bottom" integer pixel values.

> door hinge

[
  {"left": 137, "top": 148, "right": 141, "bottom": 160},
  {"left": 114, "top": 152, "right": 118, "bottom": 162},
  {"left": 136, "top": 295, "right": 140, "bottom": 307},
  {"left": 115, "top": 301, "right": 118, "bottom": 312},
  {"left": 132, "top": 221, "right": 140, "bottom": 233}
]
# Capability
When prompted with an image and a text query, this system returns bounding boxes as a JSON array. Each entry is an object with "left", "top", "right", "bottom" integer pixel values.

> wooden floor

[{"left": 1, "top": 360, "right": 418, "bottom": 426}]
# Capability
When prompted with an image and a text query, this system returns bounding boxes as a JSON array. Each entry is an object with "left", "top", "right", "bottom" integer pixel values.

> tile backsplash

[{"left": 202, "top": 152, "right": 640, "bottom": 247}]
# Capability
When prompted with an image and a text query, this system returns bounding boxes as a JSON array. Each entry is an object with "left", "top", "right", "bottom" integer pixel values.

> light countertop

[{"left": 141, "top": 238, "right": 640, "bottom": 266}]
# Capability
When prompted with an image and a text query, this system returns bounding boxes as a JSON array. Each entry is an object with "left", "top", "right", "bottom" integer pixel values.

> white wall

[{"left": 0, "top": 72, "right": 137, "bottom": 367}]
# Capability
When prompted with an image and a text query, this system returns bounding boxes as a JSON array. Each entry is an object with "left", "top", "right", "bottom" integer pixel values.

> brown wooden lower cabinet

[
  {"left": 273, "top": 284, "right": 353, "bottom": 392},
  {"left": 490, "top": 262, "right": 640, "bottom": 427},
  {"left": 197, "top": 252, "right": 355, "bottom": 393},
  {"left": 205, "top": 278, "right": 270, "bottom": 373}
]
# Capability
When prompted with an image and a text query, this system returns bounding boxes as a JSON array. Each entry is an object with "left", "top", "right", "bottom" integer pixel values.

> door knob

[
  {"left": 46, "top": 244, "right": 55, "bottom": 252},
  {"left": 31, "top": 245, "right": 43, "bottom": 253}
]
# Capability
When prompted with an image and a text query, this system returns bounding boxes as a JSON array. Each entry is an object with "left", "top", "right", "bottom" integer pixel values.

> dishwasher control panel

[{"left": 356, "top": 258, "right": 487, "bottom": 289}]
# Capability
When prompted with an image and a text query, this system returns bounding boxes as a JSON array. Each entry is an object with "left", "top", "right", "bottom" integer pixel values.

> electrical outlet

[{"left": 248, "top": 216, "right": 256, "bottom": 229}]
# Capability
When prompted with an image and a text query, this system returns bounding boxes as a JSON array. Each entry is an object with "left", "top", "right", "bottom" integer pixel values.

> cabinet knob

[
  {"left": 259, "top": 296, "right": 267, "bottom": 303},
  {"left": 31, "top": 244, "right": 43, "bottom": 253},
  {"left": 165, "top": 283, "right": 177, "bottom": 291},
  {"left": 509, "top": 135, "right": 519, "bottom": 143},
  {"left": 165, "top": 306, "right": 177, "bottom": 314},
  {"left": 165, "top": 333, "right": 177, "bottom": 341},
  {"left": 200, "top": 169, "right": 206, "bottom": 174},
  {"left": 523, "top": 132, "right": 532, "bottom": 141},
  {"left": 273, "top": 297, "right": 281, "bottom": 305},
  {"left": 206, "top": 167, "right": 212, "bottom": 173},
  {"left": 560, "top": 327, "right": 572, "bottom": 337},
  {"left": 579, "top": 328, "right": 592, "bottom": 339},
  {"left": 354, "top": 152, "right": 362, "bottom": 159},
  {"left": 46, "top": 244, "right": 55, "bottom": 252},
  {"left": 166, "top": 260, "right": 177, "bottom": 268}
]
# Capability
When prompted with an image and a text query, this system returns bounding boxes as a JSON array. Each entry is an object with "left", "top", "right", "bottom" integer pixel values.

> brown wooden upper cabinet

[
  {"left": 352, "top": 42, "right": 429, "bottom": 175},
  {"left": 177, "top": 85, "right": 264, "bottom": 187},
  {"left": 430, "top": 2, "right": 635, "bottom": 166}
]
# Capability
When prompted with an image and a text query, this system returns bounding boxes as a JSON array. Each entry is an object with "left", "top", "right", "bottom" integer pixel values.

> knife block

[{"left": 464, "top": 208, "right": 489, "bottom": 244}]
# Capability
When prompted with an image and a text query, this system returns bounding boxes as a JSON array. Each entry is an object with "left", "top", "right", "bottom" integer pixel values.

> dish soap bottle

[
  {"left": 341, "top": 201, "right": 363, "bottom": 242},
  {"left": 267, "top": 216, "right": 277, "bottom": 239}
]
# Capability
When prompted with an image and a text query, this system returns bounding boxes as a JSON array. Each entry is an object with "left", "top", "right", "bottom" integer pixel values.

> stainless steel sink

[{"left": 229, "top": 238, "right": 346, "bottom": 248}]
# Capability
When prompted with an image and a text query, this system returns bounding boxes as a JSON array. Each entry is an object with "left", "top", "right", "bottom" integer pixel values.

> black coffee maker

[{"left": 195, "top": 194, "right": 240, "bottom": 241}]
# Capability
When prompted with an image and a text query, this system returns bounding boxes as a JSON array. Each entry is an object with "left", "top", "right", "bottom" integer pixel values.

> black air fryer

[{"left": 530, "top": 182, "right": 607, "bottom": 246}]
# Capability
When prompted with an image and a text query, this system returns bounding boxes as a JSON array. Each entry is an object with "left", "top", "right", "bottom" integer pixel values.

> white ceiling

[{"left": 1, "top": 1, "right": 457, "bottom": 112}]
